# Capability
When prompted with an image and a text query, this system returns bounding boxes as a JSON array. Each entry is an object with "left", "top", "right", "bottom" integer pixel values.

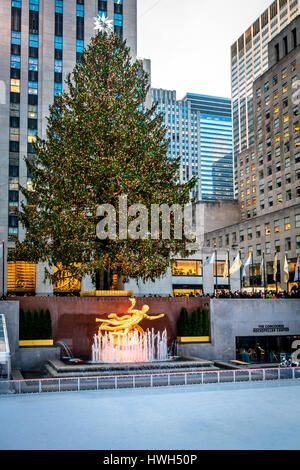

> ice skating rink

[{"left": 1, "top": 379, "right": 300, "bottom": 450}]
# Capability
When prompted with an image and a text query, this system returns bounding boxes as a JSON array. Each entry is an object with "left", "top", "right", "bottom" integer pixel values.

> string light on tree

[{"left": 12, "top": 24, "right": 197, "bottom": 287}]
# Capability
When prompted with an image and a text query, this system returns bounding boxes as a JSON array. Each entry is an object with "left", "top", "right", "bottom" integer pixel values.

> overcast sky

[{"left": 137, "top": 0, "right": 272, "bottom": 100}]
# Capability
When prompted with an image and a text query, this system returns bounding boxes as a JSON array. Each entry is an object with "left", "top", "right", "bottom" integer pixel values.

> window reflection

[{"left": 172, "top": 260, "right": 202, "bottom": 276}]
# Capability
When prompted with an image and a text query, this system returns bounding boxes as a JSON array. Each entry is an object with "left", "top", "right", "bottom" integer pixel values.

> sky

[{"left": 137, "top": 0, "right": 272, "bottom": 100}]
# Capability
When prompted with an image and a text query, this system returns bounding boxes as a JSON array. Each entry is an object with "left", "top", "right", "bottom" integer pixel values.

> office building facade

[
  {"left": 231, "top": 0, "right": 300, "bottom": 190},
  {"left": 206, "top": 15, "right": 300, "bottom": 291},
  {"left": 152, "top": 89, "right": 233, "bottom": 202}
]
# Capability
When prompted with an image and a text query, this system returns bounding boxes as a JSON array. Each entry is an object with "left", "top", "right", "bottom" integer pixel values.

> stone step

[{"left": 45, "top": 358, "right": 219, "bottom": 378}]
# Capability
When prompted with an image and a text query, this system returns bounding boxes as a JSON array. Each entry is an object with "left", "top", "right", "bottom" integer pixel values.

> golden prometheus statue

[{"left": 96, "top": 298, "right": 164, "bottom": 340}]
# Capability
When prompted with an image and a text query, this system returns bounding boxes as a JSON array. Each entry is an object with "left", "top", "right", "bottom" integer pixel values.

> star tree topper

[{"left": 94, "top": 14, "right": 114, "bottom": 34}]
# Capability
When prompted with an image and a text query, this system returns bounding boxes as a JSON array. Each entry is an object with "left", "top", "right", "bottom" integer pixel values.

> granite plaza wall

[
  {"left": 8, "top": 296, "right": 210, "bottom": 357},
  {"left": 178, "top": 299, "right": 300, "bottom": 361}
]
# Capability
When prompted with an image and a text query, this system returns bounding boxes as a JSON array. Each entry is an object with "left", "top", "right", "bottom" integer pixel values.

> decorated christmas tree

[{"left": 12, "top": 17, "right": 196, "bottom": 288}]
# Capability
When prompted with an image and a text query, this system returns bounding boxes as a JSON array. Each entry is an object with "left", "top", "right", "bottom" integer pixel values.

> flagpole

[
  {"left": 215, "top": 249, "right": 218, "bottom": 295},
  {"left": 275, "top": 253, "right": 278, "bottom": 295},
  {"left": 228, "top": 249, "right": 231, "bottom": 294},
  {"left": 251, "top": 251, "right": 254, "bottom": 295},
  {"left": 263, "top": 252, "right": 266, "bottom": 296},
  {"left": 286, "top": 252, "right": 289, "bottom": 293},
  {"left": 239, "top": 250, "right": 242, "bottom": 292}
]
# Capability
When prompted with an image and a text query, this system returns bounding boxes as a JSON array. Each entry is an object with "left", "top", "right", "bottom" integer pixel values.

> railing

[{"left": 0, "top": 366, "right": 300, "bottom": 396}]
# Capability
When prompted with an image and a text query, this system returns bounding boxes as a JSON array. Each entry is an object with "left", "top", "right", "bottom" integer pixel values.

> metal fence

[{"left": 1, "top": 366, "right": 300, "bottom": 396}]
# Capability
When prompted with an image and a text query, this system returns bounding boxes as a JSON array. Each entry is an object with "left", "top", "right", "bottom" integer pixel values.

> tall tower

[
  {"left": 0, "top": 0, "right": 137, "bottom": 295},
  {"left": 152, "top": 89, "right": 233, "bottom": 202},
  {"left": 231, "top": 0, "right": 300, "bottom": 190}
]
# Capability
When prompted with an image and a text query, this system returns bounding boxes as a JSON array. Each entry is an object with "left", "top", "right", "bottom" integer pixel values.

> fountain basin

[
  {"left": 91, "top": 328, "right": 168, "bottom": 363},
  {"left": 45, "top": 356, "right": 216, "bottom": 377}
]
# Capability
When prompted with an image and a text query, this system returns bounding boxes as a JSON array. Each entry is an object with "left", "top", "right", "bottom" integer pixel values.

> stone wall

[
  {"left": 8, "top": 296, "right": 210, "bottom": 357},
  {"left": 15, "top": 346, "right": 60, "bottom": 372},
  {"left": 178, "top": 298, "right": 300, "bottom": 361}
]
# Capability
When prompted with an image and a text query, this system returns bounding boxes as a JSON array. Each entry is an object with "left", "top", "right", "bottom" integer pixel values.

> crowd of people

[{"left": 174, "top": 289, "right": 300, "bottom": 299}]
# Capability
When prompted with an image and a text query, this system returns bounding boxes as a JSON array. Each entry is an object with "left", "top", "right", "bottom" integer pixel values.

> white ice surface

[{"left": 1, "top": 380, "right": 300, "bottom": 450}]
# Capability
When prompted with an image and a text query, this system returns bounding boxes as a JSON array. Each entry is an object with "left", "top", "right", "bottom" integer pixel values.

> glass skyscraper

[{"left": 152, "top": 89, "right": 233, "bottom": 201}]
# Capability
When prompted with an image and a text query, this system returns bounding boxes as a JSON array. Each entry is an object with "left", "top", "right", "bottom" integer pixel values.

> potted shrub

[{"left": 19, "top": 308, "right": 53, "bottom": 346}]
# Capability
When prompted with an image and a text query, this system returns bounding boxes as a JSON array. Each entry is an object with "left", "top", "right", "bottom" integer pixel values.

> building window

[
  {"left": 214, "top": 261, "right": 226, "bottom": 277},
  {"left": 265, "top": 224, "right": 270, "bottom": 236},
  {"left": 286, "top": 190, "right": 292, "bottom": 201},
  {"left": 275, "top": 240, "right": 280, "bottom": 253},
  {"left": 10, "top": 78, "right": 20, "bottom": 93},
  {"left": 172, "top": 260, "right": 202, "bottom": 276},
  {"left": 285, "top": 217, "right": 291, "bottom": 230},
  {"left": 285, "top": 237, "right": 291, "bottom": 251}
]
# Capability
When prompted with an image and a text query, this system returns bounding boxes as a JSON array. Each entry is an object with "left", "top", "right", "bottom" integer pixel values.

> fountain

[
  {"left": 92, "top": 328, "right": 168, "bottom": 363},
  {"left": 46, "top": 298, "right": 215, "bottom": 376},
  {"left": 91, "top": 298, "right": 168, "bottom": 363}
]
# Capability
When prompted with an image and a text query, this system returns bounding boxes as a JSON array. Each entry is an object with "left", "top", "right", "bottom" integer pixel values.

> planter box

[
  {"left": 177, "top": 336, "right": 210, "bottom": 343},
  {"left": 19, "top": 339, "right": 54, "bottom": 347}
]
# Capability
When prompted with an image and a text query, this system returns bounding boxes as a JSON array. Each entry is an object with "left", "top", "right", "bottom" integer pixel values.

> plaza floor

[{"left": 0, "top": 379, "right": 300, "bottom": 450}]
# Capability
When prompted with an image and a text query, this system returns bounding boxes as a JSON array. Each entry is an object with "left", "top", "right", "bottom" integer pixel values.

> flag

[
  {"left": 240, "top": 252, "right": 252, "bottom": 280},
  {"left": 273, "top": 253, "right": 278, "bottom": 282},
  {"left": 244, "top": 252, "right": 253, "bottom": 268},
  {"left": 203, "top": 251, "right": 215, "bottom": 266},
  {"left": 294, "top": 255, "right": 300, "bottom": 282},
  {"left": 229, "top": 253, "right": 242, "bottom": 276},
  {"left": 241, "top": 264, "right": 246, "bottom": 279},
  {"left": 260, "top": 254, "right": 265, "bottom": 285},
  {"left": 283, "top": 255, "right": 289, "bottom": 284},
  {"left": 223, "top": 254, "right": 229, "bottom": 279}
]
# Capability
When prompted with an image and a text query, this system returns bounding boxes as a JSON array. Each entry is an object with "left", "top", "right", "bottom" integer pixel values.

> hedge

[
  {"left": 19, "top": 308, "right": 52, "bottom": 340},
  {"left": 177, "top": 306, "right": 209, "bottom": 337}
]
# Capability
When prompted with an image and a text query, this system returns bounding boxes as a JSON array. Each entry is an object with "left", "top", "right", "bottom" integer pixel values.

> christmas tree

[{"left": 12, "top": 21, "right": 196, "bottom": 287}]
